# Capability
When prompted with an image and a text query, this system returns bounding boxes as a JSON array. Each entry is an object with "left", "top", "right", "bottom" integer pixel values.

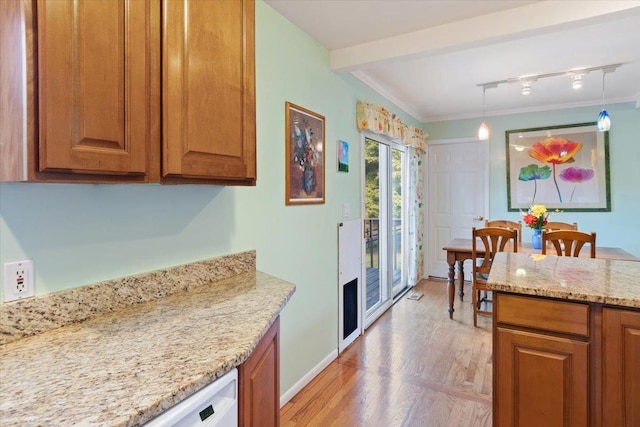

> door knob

[{"left": 473, "top": 216, "right": 484, "bottom": 221}]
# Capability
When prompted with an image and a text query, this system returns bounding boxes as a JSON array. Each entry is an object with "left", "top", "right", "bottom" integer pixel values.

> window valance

[{"left": 356, "top": 101, "right": 428, "bottom": 152}]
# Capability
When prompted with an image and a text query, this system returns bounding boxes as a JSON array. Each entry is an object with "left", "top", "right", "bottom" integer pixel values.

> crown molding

[
  {"left": 423, "top": 97, "right": 638, "bottom": 123},
  {"left": 351, "top": 71, "right": 423, "bottom": 123}
]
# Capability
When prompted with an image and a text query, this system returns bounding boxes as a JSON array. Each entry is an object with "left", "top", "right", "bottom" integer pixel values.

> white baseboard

[{"left": 280, "top": 349, "right": 338, "bottom": 408}]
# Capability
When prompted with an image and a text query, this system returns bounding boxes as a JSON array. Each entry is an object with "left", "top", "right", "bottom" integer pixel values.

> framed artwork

[
  {"left": 285, "top": 102, "right": 325, "bottom": 205},
  {"left": 506, "top": 122, "right": 610, "bottom": 212},
  {"left": 337, "top": 140, "right": 349, "bottom": 172}
]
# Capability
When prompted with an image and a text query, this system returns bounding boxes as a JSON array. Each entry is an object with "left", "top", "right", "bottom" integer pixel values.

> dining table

[{"left": 442, "top": 238, "right": 639, "bottom": 319}]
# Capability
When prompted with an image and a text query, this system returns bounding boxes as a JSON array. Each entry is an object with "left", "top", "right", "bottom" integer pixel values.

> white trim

[
  {"left": 422, "top": 96, "right": 637, "bottom": 123},
  {"left": 352, "top": 71, "right": 423, "bottom": 122},
  {"left": 428, "top": 136, "right": 484, "bottom": 146},
  {"left": 280, "top": 349, "right": 338, "bottom": 408}
]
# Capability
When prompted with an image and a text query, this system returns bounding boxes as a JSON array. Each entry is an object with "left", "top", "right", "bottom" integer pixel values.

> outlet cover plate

[{"left": 3, "top": 260, "right": 35, "bottom": 302}]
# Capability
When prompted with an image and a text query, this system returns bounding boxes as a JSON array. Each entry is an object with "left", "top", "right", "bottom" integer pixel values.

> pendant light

[
  {"left": 478, "top": 87, "right": 489, "bottom": 140},
  {"left": 597, "top": 70, "right": 610, "bottom": 131}
]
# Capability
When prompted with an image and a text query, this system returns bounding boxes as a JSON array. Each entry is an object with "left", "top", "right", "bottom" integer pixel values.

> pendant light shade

[
  {"left": 597, "top": 71, "right": 611, "bottom": 131},
  {"left": 597, "top": 110, "right": 610, "bottom": 131},
  {"left": 478, "top": 121, "right": 489, "bottom": 140}
]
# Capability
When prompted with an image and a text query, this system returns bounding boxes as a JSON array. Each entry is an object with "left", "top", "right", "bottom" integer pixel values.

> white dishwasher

[{"left": 144, "top": 368, "right": 238, "bottom": 427}]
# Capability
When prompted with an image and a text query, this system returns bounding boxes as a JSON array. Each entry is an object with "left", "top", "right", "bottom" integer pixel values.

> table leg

[
  {"left": 458, "top": 261, "right": 465, "bottom": 301},
  {"left": 447, "top": 260, "right": 455, "bottom": 319}
]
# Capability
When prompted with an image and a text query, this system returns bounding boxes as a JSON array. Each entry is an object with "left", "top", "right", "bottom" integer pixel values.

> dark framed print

[
  {"left": 285, "top": 102, "right": 326, "bottom": 205},
  {"left": 506, "top": 122, "right": 610, "bottom": 212}
]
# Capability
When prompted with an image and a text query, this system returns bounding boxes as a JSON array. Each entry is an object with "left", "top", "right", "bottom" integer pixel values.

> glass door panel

[
  {"left": 364, "top": 138, "right": 387, "bottom": 315},
  {"left": 363, "top": 137, "right": 406, "bottom": 326},
  {"left": 391, "top": 147, "right": 405, "bottom": 296}
]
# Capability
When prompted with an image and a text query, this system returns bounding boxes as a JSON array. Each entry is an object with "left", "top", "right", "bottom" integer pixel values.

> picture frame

[
  {"left": 285, "top": 102, "right": 326, "bottom": 205},
  {"left": 337, "top": 140, "right": 349, "bottom": 172},
  {"left": 506, "top": 122, "right": 610, "bottom": 212}
]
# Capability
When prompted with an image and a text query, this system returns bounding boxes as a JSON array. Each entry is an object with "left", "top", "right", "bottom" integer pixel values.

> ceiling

[{"left": 264, "top": 0, "right": 640, "bottom": 122}]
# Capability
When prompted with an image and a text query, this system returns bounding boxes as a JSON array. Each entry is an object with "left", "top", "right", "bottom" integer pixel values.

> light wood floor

[{"left": 281, "top": 278, "right": 493, "bottom": 427}]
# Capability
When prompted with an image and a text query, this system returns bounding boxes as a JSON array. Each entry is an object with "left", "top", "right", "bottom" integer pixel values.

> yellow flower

[{"left": 530, "top": 204, "right": 547, "bottom": 218}]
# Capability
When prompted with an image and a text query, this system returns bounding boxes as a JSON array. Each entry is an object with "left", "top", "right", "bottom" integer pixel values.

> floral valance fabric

[{"left": 356, "top": 101, "right": 428, "bottom": 152}]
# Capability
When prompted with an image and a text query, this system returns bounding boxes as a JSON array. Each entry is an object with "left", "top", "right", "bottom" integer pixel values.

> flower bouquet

[
  {"left": 522, "top": 204, "right": 552, "bottom": 250},
  {"left": 522, "top": 204, "right": 550, "bottom": 230}
]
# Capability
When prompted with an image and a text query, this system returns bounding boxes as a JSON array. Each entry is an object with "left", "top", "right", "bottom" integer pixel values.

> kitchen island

[
  {"left": 0, "top": 251, "right": 295, "bottom": 426},
  {"left": 487, "top": 252, "right": 640, "bottom": 427}
]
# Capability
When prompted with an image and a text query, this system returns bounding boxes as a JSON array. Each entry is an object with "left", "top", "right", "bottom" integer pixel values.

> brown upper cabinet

[{"left": 0, "top": 0, "right": 256, "bottom": 185}]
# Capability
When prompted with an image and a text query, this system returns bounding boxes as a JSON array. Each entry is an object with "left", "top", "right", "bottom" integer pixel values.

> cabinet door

[
  {"left": 37, "top": 0, "right": 154, "bottom": 176},
  {"left": 163, "top": 0, "right": 256, "bottom": 183},
  {"left": 239, "top": 317, "right": 279, "bottom": 427},
  {"left": 603, "top": 308, "right": 640, "bottom": 427},
  {"left": 495, "top": 328, "right": 589, "bottom": 427}
]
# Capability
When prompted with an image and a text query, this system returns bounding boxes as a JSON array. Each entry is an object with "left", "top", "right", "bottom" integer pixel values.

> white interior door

[{"left": 427, "top": 138, "right": 489, "bottom": 280}]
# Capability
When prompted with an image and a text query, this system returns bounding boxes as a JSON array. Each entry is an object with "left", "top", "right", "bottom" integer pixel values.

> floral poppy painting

[
  {"left": 285, "top": 102, "right": 326, "bottom": 205},
  {"left": 506, "top": 122, "right": 610, "bottom": 212}
]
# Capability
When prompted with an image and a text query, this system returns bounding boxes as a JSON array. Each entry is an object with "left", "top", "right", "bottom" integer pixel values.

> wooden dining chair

[
  {"left": 472, "top": 227, "right": 518, "bottom": 327},
  {"left": 545, "top": 221, "right": 578, "bottom": 231},
  {"left": 485, "top": 220, "right": 522, "bottom": 243},
  {"left": 542, "top": 230, "right": 596, "bottom": 258}
]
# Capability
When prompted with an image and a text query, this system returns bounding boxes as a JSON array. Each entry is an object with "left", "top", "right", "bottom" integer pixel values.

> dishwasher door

[{"left": 144, "top": 368, "right": 238, "bottom": 427}]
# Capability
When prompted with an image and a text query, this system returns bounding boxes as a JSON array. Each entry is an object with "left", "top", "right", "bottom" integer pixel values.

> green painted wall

[
  {"left": 426, "top": 102, "right": 640, "bottom": 257},
  {"left": 0, "top": 1, "right": 423, "bottom": 395}
]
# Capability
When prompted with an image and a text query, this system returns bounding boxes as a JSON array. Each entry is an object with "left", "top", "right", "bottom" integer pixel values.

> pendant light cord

[
  {"left": 482, "top": 87, "right": 486, "bottom": 118},
  {"left": 601, "top": 72, "right": 606, "bottom": 107}
]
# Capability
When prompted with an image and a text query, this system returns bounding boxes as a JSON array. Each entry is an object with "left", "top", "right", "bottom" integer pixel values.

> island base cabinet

[
  {"left": 603, "top": 308, "right": 640, "bottom": 427},
  {"left": 239, "top": 317, "right": 280, "bottom": 427},
  {"left": 494, "top": 328, "right": 589, "bottom": 427}
]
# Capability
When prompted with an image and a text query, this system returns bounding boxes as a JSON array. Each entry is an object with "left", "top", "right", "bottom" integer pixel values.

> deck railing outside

[{"left": 364, "top": 219, "right": 403, "bottom": 310}]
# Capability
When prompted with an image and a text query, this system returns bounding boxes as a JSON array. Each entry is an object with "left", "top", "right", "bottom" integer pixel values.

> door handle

[{"left": 473, "top": 216, "right": 484, "bottom": 221}]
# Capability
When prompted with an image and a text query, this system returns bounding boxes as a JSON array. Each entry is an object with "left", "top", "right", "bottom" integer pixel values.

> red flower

[
  {"left": 523, "top": 213, "right": 537, "bottom": 226},
  {"left": 528, "top": 137, "right": 582, "bottom": 164}
]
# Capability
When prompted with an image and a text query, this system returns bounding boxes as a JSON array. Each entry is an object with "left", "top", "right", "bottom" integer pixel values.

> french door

[{"left": 363, "top": 135, "right": 408, "bottom": 328}]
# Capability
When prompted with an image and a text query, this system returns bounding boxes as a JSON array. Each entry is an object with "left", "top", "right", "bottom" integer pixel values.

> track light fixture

[
  {"left": 572, "top": 74, "right": 583, "bottom": 90},
  {"left": 476, "top": 63, "right": 622, "bottom": 133},
  {"left": 477, "top": 63, "right": 622, "bottom": 94}
]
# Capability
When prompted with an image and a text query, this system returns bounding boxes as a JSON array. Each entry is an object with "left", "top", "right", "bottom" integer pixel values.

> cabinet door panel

[
  {"left": 495, "top": 328, "right": 589, "bottom": 427},
  {"left": 239, "top": 317, "right": 279, "bottom": 427},
  {"left": 37, "top": 0, "right": 151, "bottom": 175},
  {"left": 163, "top": 0, "right": 256, "bottom": 181},
  {"left": 603, "top": 308, "right": 640, "bottom": 427}
]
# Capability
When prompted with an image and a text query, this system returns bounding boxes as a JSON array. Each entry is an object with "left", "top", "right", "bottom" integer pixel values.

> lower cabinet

[
  {"left": 494, "top": 294, "right": 589, "bottom": 426},
  {"left": 494, "top": 293, "right": 640, "bottom": 427},
  {"left": 602, "top": 308, "right": 640, "bottom": 427},
  {"left": 239, "top": 317, "right": 280, "bottom": 427},
  {"left": 495, "top": 328, "right": 589, "bottom": 426}
]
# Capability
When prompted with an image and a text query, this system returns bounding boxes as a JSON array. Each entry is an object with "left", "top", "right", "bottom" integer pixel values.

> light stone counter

[
  {"left": 487, "top": 252, "right": 640, "bottom": 308},
  {"left": 0, "top": 252, "right": 295, "bottom": 426}
]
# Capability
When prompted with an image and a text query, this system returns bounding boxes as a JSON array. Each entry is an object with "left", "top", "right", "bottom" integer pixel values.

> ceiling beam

[{"left": 330, "top": 1, "right": 640, "bottom": 73}]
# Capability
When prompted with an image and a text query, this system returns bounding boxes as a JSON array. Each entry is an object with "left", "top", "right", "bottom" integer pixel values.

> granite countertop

[
  {"left": 487, "top": 252, "right": 640, "bottom": 308},
  {"left": 0, "top": 253, "right": 295, "bottom": 427}
]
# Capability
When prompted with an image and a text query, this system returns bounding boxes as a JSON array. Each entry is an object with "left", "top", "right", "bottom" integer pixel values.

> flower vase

[
  {"left": 531, "top": 229, "right": 542, "bottom": 250},
  {"left": 302, "top": 163, "right": 315, "bottom": 195}
]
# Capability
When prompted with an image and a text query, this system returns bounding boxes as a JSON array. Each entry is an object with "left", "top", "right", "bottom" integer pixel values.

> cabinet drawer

[{"left": 496, "top": 293, "right": 589, "bottom": 337}]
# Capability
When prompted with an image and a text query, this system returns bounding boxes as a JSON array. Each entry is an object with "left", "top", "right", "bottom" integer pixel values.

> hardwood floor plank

[{"left": 281, "top": 279, "right": 493, "bottom": 426}]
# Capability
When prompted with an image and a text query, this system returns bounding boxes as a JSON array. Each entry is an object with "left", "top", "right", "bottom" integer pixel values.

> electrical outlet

[{"left": 3, "top": 260, "right": 35, "bottom": 302}]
